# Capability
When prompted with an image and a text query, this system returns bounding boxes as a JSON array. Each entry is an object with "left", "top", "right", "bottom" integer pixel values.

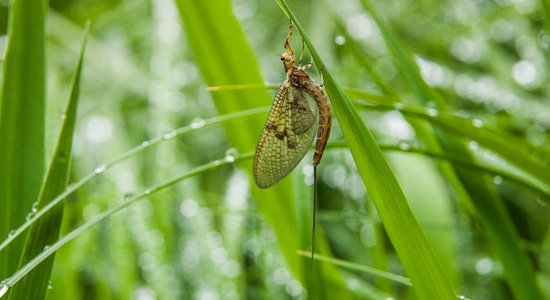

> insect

[{"left": 253, "top": 22, "right": 332, "bottom": 189}]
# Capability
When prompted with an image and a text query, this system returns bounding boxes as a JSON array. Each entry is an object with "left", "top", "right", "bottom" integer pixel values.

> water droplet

[
  {"left": 225, "top": 148, "right": 239, "bottom": 157},
  {"left": 43, "top": 245, "right": 51, "bottom": 251},
  {"left": 60, "top": 113, "right": 67, "bottom": 121},
  {"left": 224, "top": 148, "right": 238, "bottom": 163},
  {"left": 493, "top": 175, "right": 503, "bottom": 185},
  {"left": 457, "top": 296, "right": 467, "bottom": 300},
  {"left": 94, "top": 164, "right": 107, "bottom": 174},
  {"left": 334, "top": 35, "right": 346, "bottom": 45},
  {"left": 144, "top": 189, "right": 152, "bottom": 195},
  {"left": 162, "top": 130, "right": 177, "bottom": 139},
  {"left": 468, "top": 140, "right": 479, "bottom": 150},
  {"left": 393, "top": 103, "right": 405, "bottom": 110},
  {"left": 124, "top": 192, "right": 135, "bottom": 200},
  {"left": 0, "top": 283, "right": 9, "bottom": 298},
  {"left": 141, "top": 141, "right": 150, "bottom": 147},
  {"left": 213, "top": 160, "right": 222, "bottom": 166},
  {"left": 475, "top": 257, "right": 494, "bottom": 275},
  {"left": 426, "top": 108, "right": 438, "bottom": 116},
  {"left": 472, "top": 118, "right": 484, "bottom": 128},
  {"left": 8, "top": 230, "right": 16, "bottom": 238},
  {"left": 26, "top": 212, "right": 35, "bottom": 221},
  {"left": 47, "top": 281, "right": 53, "bottom": 290},
  {"left": 190, "top": 118, "right": 206, "bottom": 129},
  {"left": 31, "top": 202, "right": 39, "bottom": 213},
  {"left": 398, "top": 142, "right": 411, "bottom": 151}
]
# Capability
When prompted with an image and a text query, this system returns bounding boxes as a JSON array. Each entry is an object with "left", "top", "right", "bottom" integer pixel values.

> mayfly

[
  {"left": 253, "top": 23, "right": 331, "bottom": 189},
  {"left": 253, "top": 22, "right": 332, "bottom": 261}
]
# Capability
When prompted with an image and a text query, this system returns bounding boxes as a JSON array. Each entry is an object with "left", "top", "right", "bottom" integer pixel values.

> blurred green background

[{"left": 0, "top": 0, "right": 549, "bottom": 299}]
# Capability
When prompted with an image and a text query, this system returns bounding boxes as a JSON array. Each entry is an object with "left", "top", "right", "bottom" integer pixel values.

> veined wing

[{"left": 253, "top": 81, "right": 318, "bottom": 188}]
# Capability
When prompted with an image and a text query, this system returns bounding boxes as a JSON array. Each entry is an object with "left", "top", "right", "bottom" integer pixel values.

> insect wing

[{"left": 253, "top": 82, "right": 318, "bottom": 188}]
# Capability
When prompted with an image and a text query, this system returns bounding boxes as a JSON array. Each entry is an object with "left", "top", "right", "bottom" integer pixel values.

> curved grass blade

[
  {"left": 351, "top": 96, "right": 550, "bottom": 195},
  {"left": 0, "top": 153, "right": 252, "bottom": 294},
  {"left": 0, "top": 107, "right": 269, "bottom": 254},
  {"left": 0, "top": 0, "right": 46, "bottom": 280},
  {"left": 297, "top": 250, "right": 411, "bottom": 286},
  {"left": 275, "top": 0, "right": 457, "bottom": 298}
]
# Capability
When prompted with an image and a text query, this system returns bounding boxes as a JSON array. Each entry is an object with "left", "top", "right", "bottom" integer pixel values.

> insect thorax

[{"left": 289, "top": 67, "right": 311, "bottom": 87}]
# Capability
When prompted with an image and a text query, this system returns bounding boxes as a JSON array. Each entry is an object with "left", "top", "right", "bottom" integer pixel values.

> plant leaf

[
  {"left": 7, "top": 22, "right": 89, "bottom": 300},
  {"left": 0, "top": 0, "right": 47, "bottom": 280},
  {"left": 275, "top": 0, "right": 457, "bottom": 298}
]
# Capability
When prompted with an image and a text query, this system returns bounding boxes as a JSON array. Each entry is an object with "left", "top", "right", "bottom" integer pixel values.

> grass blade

[
  {"left": 275, "top": 0, "right": 456, "bottom": 298},
  {"left": 0, "top": 0, "right": 46, "bottom": 279},
  {"left": 172, "top": 0, "right": 302, "bottom": 280},
  {"left": 7, "top": 23, "right": 89, "bottom": 300}
]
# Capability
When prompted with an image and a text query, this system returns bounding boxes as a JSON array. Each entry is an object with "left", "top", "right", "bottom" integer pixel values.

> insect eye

[{"left": 281, "top": 53, "right": 290, "bottom": 61}]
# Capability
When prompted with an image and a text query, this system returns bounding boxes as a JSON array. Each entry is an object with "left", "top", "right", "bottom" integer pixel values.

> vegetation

[{"left": 0, "top": 0, "right": 549, "bottom": 299}]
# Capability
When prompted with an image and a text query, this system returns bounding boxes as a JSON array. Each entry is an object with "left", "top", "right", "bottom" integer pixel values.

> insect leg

[
  {"left": 284, "top": 21, "right": 294, "bottom": 57},
  {"left": 299, "top": 39, "right": 305, "bottom": 65}
]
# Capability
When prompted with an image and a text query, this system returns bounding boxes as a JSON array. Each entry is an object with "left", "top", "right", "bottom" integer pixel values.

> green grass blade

[
  {"left": 297, "top": 250, "right": 412, "bottom": 286},
  {"left": 275, "top": 1, "right": 456, "bottom": 298},
  {"left": 172, "top": 0, "right": 302, "bottom": 281},
  {"left": 0, "top": 0, "right": 46, "bottom": 279},
  {"left": 7, "top": 23, "right": 89, "bottom": 300}
]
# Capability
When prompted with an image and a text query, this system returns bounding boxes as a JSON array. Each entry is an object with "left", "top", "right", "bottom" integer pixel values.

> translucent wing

[{"left": 253, "top": 82, "right": 318, "bottom": 188}]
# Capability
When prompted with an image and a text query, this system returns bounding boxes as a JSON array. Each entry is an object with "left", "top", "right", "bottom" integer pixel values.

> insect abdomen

[{"left": 304, "top": 81, "right": 331, "bottom": 167}]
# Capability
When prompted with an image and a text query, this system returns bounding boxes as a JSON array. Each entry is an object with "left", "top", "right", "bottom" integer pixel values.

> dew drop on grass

[
  {"left": 25, "top": 212, "right": 35, "bottom": 221},
  {"left": 31, "top": 201, "right": 39, "bottom": 213},
  {"left": 190, "top": 118, "right": 206, "bottom": 129},
  {"left": 94, "top": 164, "right": 107, "bottom": 174},
  {"left": 472, "top": 118, "right": 484, "bottom": 128},
  {"left": 162, "top": 130, "right": 177, "bottom": 139},
  {"left": 8, "top": 230, "right": 15, "bottom": 238},
  {"left": 334, "top": 35, "right": 346, "bottom": 45},
  {"left": 224, "top": 148, "right": 238, "bottom": 162},
  {"left": 426, "top": 107, "right": 438, "bottom": 116},
  {"left": 493, "top": 175, "right": 503, "bottom": 185},
  {"left": 398, "top": 142, "right": 411, "bottom": 151},
  {"left": 141, "top": 141, "right": 150, "bottom": 147},
  {"left": 468, "top": 140, "right": 479, "bottom": 150},
  {"left": 393, "top": 103, "right": 405, "bottom": 110}
]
